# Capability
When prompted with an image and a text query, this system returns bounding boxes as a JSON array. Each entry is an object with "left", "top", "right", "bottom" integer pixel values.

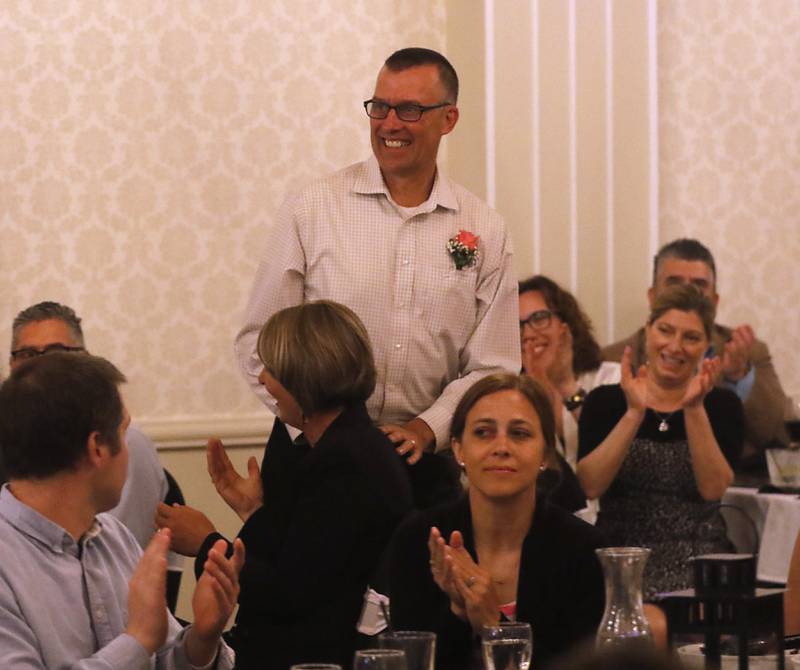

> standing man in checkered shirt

[{"left": 235, "top": 48, "right": 520, "bottom": 462}]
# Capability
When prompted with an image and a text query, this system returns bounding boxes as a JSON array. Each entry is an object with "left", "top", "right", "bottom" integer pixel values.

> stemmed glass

[
  {"left": 481, "top": 622, "right": 533, "bottom": 670},
  {"left": 353, "top": 648, "right": 407, "bottom": 670},
  {"left": 378, "top": 631, "right": 435, "bottom": 670}
]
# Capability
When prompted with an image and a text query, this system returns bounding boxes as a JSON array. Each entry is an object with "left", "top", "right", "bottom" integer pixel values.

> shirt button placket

[{"left": 387, "top": 222, "right": 414, "bottom": 410}]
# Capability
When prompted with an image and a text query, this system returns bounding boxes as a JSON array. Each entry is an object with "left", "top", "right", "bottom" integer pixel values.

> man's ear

[
  {"left": 647, "top": 286, "right": 655, "bottom": 309},
  {"left": 441, "top": 105, "right": 459, "bottom": 136},
  {"left": 85, "top": 431, "right": 110, "bottom": 467}
]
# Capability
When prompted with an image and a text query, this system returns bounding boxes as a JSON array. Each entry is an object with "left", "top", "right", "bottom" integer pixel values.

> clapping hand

[
  {"left": 428, "top": 527, "right": 500, "bottom": 630},
  {"left": 522, "top": 325, "right": 575, "bottom": 434},
  {"left": 546, "top": 327, "right": 575, "bottom": 390},
  {"left": 620, "top": 346, "right": 648, "bottom": 415},
  {"left": 186, "top": 538, "right": 246, "bottom": 667},
  {"left": 429, "top": 527, "right": 466, "bottom": 616},
  {"left": 126, "top": 529, "right": 171, "bottom": 654},
  {"left": 721, "top": 324, "right": 755, "bottom": 382},
  {"left": 682, "top": 356, "right": 721, "bottom": 408},
  {"left": 207, "top": 437, "right": 263, "bottom": 522}
]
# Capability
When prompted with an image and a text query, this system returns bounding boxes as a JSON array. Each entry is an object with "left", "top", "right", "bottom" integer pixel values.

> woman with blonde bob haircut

[
  {"left": 157, "top": 300, "right": 413, "bottom": 670},
  {"left": 388, "top": 373, "right": 605, "bottom": 670},
  {"left": 256, "top": 300, "right": 376, "bottom": 418}
]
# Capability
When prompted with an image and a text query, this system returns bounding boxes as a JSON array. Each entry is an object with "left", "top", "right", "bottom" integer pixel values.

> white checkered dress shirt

[{"left": 235, "top": 156, "right": 520, "bottom": 449}]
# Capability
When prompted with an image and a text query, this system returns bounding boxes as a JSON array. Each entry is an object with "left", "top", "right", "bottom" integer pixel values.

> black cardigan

[
  {"left": 388, "top": 495, "right": 606, "bottom": 670},
  {"left": 195, "top": 403, "right": 413, "bottom": 670}
]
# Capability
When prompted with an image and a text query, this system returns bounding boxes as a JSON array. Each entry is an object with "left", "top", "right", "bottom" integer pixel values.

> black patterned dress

[{"left": 578, "top": 385, "right": 744, "bottom": 599}]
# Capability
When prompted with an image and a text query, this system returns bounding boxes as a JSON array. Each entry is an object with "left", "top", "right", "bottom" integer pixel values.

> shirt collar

[
  {"left": 353, "top": 155, "right": 459, "bottom": 213},
  {"left": 0, "top": 484, "right": 100, "bottom": 556}
]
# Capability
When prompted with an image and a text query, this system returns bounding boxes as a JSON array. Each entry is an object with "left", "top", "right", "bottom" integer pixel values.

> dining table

[{"left": 721, "top": 485, "right": 800, "bottom": 584}]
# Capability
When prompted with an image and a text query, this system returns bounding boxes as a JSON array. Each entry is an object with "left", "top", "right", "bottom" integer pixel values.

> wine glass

[
  {"left": 481, "top": 622, "right": 533, "bottom": 670},
  {"left": 378, "top": 631, "right": 435, "bottom": 670},
  {"left": 353, "top": 648, "right": 407, "bottom": 670}
]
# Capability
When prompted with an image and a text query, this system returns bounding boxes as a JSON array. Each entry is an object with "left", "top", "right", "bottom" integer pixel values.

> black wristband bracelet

[{"left": 563, "top": 388, "right": 587, "bottom": 411}]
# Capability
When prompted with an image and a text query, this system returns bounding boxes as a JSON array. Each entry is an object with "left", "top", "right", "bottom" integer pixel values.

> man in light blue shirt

[
  {"left": 7, "top": 301, "right": 169, "bottom": 550},
  {"left": 0, "top": 352, "right": 244, "bottom": 669}
]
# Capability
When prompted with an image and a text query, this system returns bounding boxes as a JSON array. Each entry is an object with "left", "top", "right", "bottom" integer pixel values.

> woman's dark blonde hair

[
  {"left": 257, "top": 301, "right": 376, "bottom": 416},
  {"left": 450, "top": 373, "right": 557, "bottom": 465},
  {"left": 647, "top": 284, "right": 714, "bottom": 339}
]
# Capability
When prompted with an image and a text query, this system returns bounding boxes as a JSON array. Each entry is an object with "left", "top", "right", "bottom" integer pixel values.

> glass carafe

[{"left": 595, "top": 547, "right": 653, "bottom": 648}]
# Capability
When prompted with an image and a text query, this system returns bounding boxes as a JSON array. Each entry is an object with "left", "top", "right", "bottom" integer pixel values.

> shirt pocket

[{"left": 416, "top": 264, "right": 479, "bottom": 345}]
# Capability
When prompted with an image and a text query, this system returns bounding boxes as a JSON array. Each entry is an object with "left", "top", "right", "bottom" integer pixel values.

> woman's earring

[
  {"left": 539, "top": 464, "right": 547, "bottom": 472},
  {"left": 458, "top": 461, "right": 466, "bottom": 468}
]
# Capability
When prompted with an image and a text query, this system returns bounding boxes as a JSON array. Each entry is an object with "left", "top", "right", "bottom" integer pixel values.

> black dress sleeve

[
  {"left": 388, "top": 507, "right": 475, "bottom": 670},
  {"left": 704, "top": 387, "right": 745, "bottom": 469},
  {"left": 578, "top": 385, "right": 627, "bottom": 461},
  {"left": 518, "top": 504, "right": 607, "bottom": 668}
]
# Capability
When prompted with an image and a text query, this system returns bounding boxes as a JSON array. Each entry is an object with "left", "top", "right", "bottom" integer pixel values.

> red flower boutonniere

[{"left": 447, "top": 229, "right": 480, "bottom": 270}]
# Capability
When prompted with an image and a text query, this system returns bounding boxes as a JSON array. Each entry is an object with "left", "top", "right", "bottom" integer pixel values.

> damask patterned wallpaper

[
  {"left": 659, "top": 0, "right": 800, "bottom": 403},
  {"left": 0, "top": 1, "right": 446, "bottom": 433}
]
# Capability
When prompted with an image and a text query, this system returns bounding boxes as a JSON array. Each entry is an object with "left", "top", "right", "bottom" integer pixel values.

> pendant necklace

[{"left": 653, "top": 410, "right": 676, "bottom": 432}]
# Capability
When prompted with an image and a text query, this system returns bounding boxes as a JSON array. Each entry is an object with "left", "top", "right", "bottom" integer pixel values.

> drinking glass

[
  {"left": 353, "top": 648, "right": 407, "bottom": 670},
  {"left": 378, "top": 631, "right": 435, "bottom": 670},
  {"left": 481, "top": 622, "right": 532, "bottom": 670}
]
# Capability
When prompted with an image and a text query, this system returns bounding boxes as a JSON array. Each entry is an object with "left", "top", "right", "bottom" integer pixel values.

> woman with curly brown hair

[{"left": 518, "top": 275, "right": 620, "bottom": 471}]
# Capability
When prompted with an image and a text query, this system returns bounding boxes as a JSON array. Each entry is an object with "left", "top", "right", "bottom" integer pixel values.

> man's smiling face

[{"left": 369, "top": 63, "right": 457, "bottom": 186}]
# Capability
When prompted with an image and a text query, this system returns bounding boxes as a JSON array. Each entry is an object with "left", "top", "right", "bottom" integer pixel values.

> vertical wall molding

[
  {"left": 531, "top": 0, "right": 541, "bottom": 273},
  {"left": 568, "top": 0, "right": 578, "bottom": 292},
  {"left": 447, "top": 0, "right": 657, "bottom": 345},
  {"left": 604, "top": 0, "right": 615, "bottom": 342},
  {"left": 484, "top": 0, "right": 496, "bottom": 208},
  {"left": 647, "top": 0, "right": 659, "bottom": 265}
]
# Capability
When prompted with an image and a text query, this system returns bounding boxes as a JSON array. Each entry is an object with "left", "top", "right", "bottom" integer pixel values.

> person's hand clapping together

[
  {"left": 186, "top": 538, "right": 246, "bottom": 666},
  {"left": 428, "top": 527, "right": 500, "bottom": 630},
  {"left": 207, "top": 437, "right": 264, "bottom": 522},
  {"left": 682, "top": 356, "right": 721, "bottom": 409},
  {"left": 126, "top": 529, "right": 172, "bottom": 654},
  {"left": 721, "top": 324, "right": 755, "bottom": 383},
  {"left": 620, "top": 345, "right": 649, "bottom": 417}
]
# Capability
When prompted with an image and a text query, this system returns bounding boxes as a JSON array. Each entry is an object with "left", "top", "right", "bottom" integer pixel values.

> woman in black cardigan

[
  {"left": 157, "top": 301, "right": 413, "bottom": 669},
  {"left": 388, "top": 373, "right": 605, "bottom": 670}
]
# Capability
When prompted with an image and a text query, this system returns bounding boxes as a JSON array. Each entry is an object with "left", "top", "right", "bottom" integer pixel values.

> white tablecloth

[{"left": 721, "top": 486, "right": 800, "bottom": 583}]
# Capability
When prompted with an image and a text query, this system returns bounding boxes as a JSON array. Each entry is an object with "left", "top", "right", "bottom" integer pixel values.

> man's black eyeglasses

[
  {"left": 519, "top": 309, "right": 554, "bottom": 331},
  {"left": 363, "top": 99, "right": 451, "bottom": 122},
  {"left": 10, "top": 343, "right": 86, "bottom": 362}
]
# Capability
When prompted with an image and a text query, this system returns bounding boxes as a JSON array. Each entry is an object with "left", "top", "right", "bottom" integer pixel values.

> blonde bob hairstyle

[
  {"left": 257, "top": 300, "right": 376, "bottom": 416},
  {"left": 450, "top": 373, "right": 558, "bottom": 467}
]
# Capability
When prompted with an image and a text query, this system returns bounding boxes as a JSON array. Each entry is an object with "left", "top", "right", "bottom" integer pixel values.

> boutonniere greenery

[{"left": 447, "top": 229, "right": 480, "bottom": 270}]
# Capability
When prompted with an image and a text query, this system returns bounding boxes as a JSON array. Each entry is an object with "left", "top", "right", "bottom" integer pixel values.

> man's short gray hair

[{"left": 11, "top": 301, "right": 85, "bottom": 350}]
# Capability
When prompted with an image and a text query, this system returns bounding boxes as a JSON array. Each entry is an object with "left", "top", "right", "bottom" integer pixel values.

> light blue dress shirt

[{"left": 0, "top": 485, "right": 233, "bottom": 669}]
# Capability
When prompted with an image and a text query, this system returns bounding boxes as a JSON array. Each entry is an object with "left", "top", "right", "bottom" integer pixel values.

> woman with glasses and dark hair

[
  {"left": 156, "top": 300, "right": 413, "bottom": 669},
  {"left": 388, "top": 373, "right": 605, "bottom": 670},
  {"left": 518, "top": 275, "right": 620, "bottom": 473}
]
